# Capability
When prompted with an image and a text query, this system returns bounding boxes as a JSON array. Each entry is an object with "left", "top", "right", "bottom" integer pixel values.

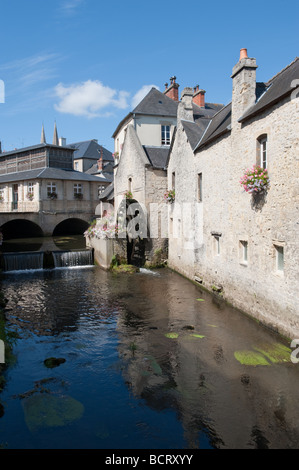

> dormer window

[{"left": 161, "top": 125, "right": 171, "bottom": 145}]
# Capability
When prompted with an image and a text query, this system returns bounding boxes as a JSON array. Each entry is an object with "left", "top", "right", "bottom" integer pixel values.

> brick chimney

[
  {"left": 98, "top": 146, "right": 103, "bottom": 171},
  {"left": 164, "top": 76, "right": 179, "bottom": 101},
  {"left": 97, "top": 157, "right": 103, "bottom": 171},
  {"left": 193, "top": 85, "right": 206, "bottom": 108},
  {"left": 231, "top": 48, "right": 258, "bottom": 128}
]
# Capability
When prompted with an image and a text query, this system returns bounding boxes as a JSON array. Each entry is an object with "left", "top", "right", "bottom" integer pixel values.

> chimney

[
  {"left": 59, "top": 137, "right": 67, "bottom": 146},
  {"left": 98, "top": 146, "right": 103, "bottom": 171},
  {"left": 97, "top": 158, "right": 103, "bottom": 172},
  {"left": 231, "top": 48, "right": 258, "bottom": 127},
  {"left": 193, "top": 85, "right": 206, "bottom": 108},
  {"left": 178, "top": 87, "right": 194, "bottom": 121},
  {"left": 164, "top": 76, "right": 179, "bottom": 101},
  {"left": 0, "top": 141, "right": 2, "bottom": 153}
]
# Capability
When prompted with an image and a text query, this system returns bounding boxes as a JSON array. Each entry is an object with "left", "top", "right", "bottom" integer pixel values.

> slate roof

[
  {"left": 194, "top": 103, "right": 232, "bottom": 151},
  {"left": 239, "top": 57, "right": 299, "bottom": 122},
  {"left": 182, "top": 119, "right": 211, "bottom": 151},
  {"left": 0, "top": 167, "right": 107, "bottom": 184},
  {"left": 143, "top": 146, "right": 170, "bottom": 169},
  {"left": 68, "top": 140, "right": 113, "bottom": 161},
  {"left": 112, "top": 88, "right": 178, "bottom": 138},
  {"left": 0, "top": 143, "right": 73, "bottom": 158},
  {"left": 133, "top": 87, "right": 178, "bottom": 117},
  {"left": 99, "top": 182, "right": 114, "bottom": 201},
  {"left": 85, "top": 161, "right": 114, "bottom": 179}
]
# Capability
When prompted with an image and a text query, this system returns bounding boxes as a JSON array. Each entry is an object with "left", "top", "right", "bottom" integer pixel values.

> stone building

[
  {"left": 111, "top": 80, "right": 222, "bottom": 265},
  {"left": 0, "top": 125, "right": 110, "bottom": 238},
  {"left": 167, "top": 49, "right": 299, "bottom": 339}
]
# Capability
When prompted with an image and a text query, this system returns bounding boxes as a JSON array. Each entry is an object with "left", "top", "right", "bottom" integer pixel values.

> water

[{"left": 1, "top": 266, "right": 299, "bottom": 449}]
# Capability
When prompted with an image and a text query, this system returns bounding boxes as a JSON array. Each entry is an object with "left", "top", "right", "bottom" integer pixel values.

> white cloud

[
  {"left": 54, "top": 80, "right": 130, "bottom": 118},
  {"left": 60, "top": 0, "right": 84, "bottom": 14},
  {"left": 131, "top": 84, "right": 160, "bottom": 109}
]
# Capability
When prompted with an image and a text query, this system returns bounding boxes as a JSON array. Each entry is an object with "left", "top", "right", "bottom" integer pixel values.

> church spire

[
  {"left": 53, "top": 121, "right": 59, "bottom": 146},
  {"left": 41, "top": 123, "right": 46, "bottom": 144}
]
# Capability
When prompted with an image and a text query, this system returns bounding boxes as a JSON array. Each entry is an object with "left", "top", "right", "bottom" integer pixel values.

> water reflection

[
  {"left": 1, "top": 267, "right": 299, "bottom": 449},
  {"left": 1, "top": 235, "right": 86, "bottom": 253}
]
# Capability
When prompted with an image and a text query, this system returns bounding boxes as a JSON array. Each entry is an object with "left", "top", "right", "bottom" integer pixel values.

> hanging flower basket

[
  {"left": 48, "top": 192, "right": 57, "bottom": 200},
  {"left": 164, "top": 189, "right": 175, "bottom": 204},
  {"left": 26, "top": 192, "right": 34, "bottom": 201},
  {"left": 74, "top": 192, "right": 83, "bottom": 200},
  {"left": 84, "top": 213, "right": 118, "bottom": 240},
  {"left": 240, "top": 165, "right": 270, "bottom": 194}
]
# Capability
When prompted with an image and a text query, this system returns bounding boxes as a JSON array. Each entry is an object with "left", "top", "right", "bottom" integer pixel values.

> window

[
  {"left": 74, "top": 183, "right": 83, "bottom": 199},
  {"left": 257, "top": 135, "right": 267, "bottom": 169},
  {"left": 275, "top": 245, "right": 284, "bottom": 272},
  {"left": 198, "top": 173, "right": 203, "bottom": 202},
  {"left": 47, "top": 182, "right": 57, "bottom": 198},
  {"left": 240, "top": 240, "right": 248, "bottom": 264},
  {"left": 28, "top": 182, "right": 34, "bottom": 193},
  {"left": 215, "top": 236, "right": 220, "bottom": 255},
  {"left": 74, "top": 161, "right": 79, "bottom": 171},
  {"left": 172, "top": 171, "right": 175, "bottom": 190},
  {"left": 161, "top": 125, "right": 171, "bottom": 145},
  {"left": 0, "top": 187, "right": 4, "bottom": 202},
  {"left": 98, "top": 185, "right": 105, "bottom": 197},
  {"left": 212, "top": 232, "right": 221, "bottom": 256}
]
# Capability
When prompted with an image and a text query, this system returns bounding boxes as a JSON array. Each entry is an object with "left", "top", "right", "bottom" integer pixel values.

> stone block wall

[{"left": 168, "top": 88, "right": 299, "bottom": 339}]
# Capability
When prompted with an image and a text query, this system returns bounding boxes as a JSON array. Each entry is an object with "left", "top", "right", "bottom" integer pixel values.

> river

[{"left": 0, "top": 259, "right": 299, "bottom": 449}]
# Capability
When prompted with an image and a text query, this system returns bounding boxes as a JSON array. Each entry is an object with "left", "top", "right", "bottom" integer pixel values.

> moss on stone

[{"left": 111, "top": 264, "right": 139, "bottom": 274}]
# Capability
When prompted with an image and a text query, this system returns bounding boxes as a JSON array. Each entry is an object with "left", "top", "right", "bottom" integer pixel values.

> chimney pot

[
  {"left": 164, "top": 76, "right": 179, "bottom": 101},
  {"left": 193, "top": 88, "right": 206, "bottom": 108},
  {"left": 239, "top": 48, "right": 248, "bottom": 60}
]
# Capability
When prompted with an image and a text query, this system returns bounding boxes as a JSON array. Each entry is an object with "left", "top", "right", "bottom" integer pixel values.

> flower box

[{"left": 240, "top": 165, "right": 270, "bottom": 194}]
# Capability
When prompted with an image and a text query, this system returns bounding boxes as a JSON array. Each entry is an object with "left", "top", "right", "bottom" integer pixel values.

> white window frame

[
  {"left": 259, "top": 137, "right": 267, "bottom": 169},
  {"left": 47, "top": 182, "right": 57, "bottom": 198},
  {"left": 74, "top": 183, "right": 82, "bottom": 196},
  {"left": 161, "top": 125, "right": 171, "bottom": 146}
]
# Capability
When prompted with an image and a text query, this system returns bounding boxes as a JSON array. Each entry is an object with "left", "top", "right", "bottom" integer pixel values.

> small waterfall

[
  {"left": 53, "top": 250, "right": 93, "bottom": 268},
  {"left": 3, "top": 252, "right": 44, "bottom": 272}
]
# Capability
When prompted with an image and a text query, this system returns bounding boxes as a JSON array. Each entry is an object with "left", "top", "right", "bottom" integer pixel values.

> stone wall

[{"left": 168, "top": 72, "right": 299, "bottom": 339}]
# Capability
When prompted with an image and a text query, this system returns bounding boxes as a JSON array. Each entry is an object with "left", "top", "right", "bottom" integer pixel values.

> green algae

[
  {"left": 165, "top": 333, "right": 178, "bottom": 339},
  {"left": 234, "top": 342, "right": 292, "bottom": 366},
  {"left": 234, "top": 350, "right": 271, "bottom": 366},
  {"left": 190, "top": 334, "right": 205, "bottom": 339},
  {"left": 253, "top": 343, "right": 292, "bottom": 364},
  {"left": 196, "top": 299, "right": 205, "bottom": 302},
  {"left": 23, "top": 393, "right": 84, "bottom": 432}
]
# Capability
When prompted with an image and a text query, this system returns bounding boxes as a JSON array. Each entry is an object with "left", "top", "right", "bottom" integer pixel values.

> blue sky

[{"left": 0, "top": 0, "right": 298, "bottom": 153}]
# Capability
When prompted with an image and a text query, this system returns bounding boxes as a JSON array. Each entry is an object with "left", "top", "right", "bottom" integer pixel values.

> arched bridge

[{"left": 0, "top": 211, "right": 94, "bottom": 240}]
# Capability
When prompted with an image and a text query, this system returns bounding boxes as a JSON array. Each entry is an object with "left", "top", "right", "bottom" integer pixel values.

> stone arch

[
  {"left": 1, "top": 219, "right": 44, "bottom": 240},
  {"left": 52, "top": 218, "right": 90, "bottom": 236}
]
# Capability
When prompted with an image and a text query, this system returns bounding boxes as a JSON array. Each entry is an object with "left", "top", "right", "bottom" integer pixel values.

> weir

[
  {"left": 1, "top": 249, "right": 94, "bottom": 272},
  {"left": 53, "top": 250, "right": 94, "bottom": 268},
  {"left": 2, "top": 252, "right": 44, "bottom": 272}
]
